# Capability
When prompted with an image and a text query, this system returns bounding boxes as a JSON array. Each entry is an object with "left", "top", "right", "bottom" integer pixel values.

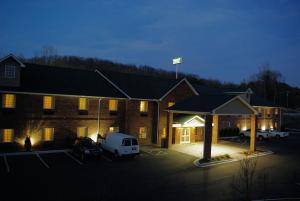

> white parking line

[
  {"left": 64, "top": 151, "right": 83, "bottom": 165},
  {"left": 3, "top": 155, "right": 10, "bottom": 173},
  {"left": 102, "top": 155, "right": 112, "bottom": 162},
  {"left": 35, "top": 152, "right": 50, "bottom": 169}
]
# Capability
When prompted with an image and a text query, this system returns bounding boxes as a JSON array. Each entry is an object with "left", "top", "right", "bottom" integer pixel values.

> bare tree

[{"left": 231, "top": 155, "right": 258, "bottom": 201}]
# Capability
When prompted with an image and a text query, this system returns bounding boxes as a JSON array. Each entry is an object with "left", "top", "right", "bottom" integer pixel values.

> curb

[{"left": 193, "top": 151, "right": 274, "bottom": 168}]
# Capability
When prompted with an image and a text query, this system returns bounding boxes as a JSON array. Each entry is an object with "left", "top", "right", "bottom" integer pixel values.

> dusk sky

[{"left": 1, "top": 0, "right": 300, "bottom": 86}]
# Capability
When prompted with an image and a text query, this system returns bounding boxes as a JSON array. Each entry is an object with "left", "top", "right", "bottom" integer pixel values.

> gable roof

[
  {"left": 0, "top": 54, "right": 26, "bottom": 67},
  {"left": 96, "top": 69, "right": 198, "bottom": 100},
  {"left": 0, "top": 63, "right": 126, "bottom": 98}
]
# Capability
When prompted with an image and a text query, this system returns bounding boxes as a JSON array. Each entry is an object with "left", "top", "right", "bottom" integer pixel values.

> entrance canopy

[
  {"left": 167, "top": 94, "right": 257, "bottom": 115},
  {"left": 173, "top": 115, "right": 205, "bottom": 128}
]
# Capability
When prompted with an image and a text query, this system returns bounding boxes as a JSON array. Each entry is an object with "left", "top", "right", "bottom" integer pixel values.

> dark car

[{"left": 73, "top": 137, "right": 103, "bottom": 160}]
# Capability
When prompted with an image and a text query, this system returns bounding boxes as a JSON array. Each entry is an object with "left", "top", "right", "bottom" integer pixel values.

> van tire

[
  {"left": 276, "top": 134, "right": 280, "bottom": 139},
  {"left": 114, "top": 150, "right": 119, "bottom": 158},
  {"left": 258, "top": 135, "right": 263, "bottom": 141}
]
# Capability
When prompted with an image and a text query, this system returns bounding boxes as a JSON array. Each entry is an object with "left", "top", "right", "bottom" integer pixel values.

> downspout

[
  {"left": 97, "top": 98, "right": 101, "bottom": 137},
  {"left": 156, "top": 101, "right": 160, "bottom": 145}
]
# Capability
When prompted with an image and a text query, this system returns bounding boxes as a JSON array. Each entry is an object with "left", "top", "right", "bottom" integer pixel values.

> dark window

[{"left": 122, "top": 139, "right": 131, "bottom": 146}]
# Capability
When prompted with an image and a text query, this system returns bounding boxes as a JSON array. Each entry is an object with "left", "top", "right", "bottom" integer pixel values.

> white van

[{"left": 100, "top": 133, "right": 139, "bottom": 157}]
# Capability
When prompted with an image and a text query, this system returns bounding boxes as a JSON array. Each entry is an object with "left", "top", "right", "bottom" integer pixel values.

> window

[
  {"left": 109, "top": 127, "right": 119, "bottom": 133},
  {"left": 2, "top": 94, "right": 16, "bottom": 108},
  {"left": 78, "top": 98, "right": 88, "bottom": 110},
  {"left": 43, "top": 96, "right": 55, "bottom": 109},
  {"left": 2, "top": 129, "right": 14, "bottom": 143},
  {"left": 161, "top": 128, "right": 167, "bottom": 139},
  {"left": 109, "top": 100, "right": 118, "bottom": 111},
  {"left": 122, "top": 139, "right": 131, "bottom": 146},
  {"left": 4, "top": 65, "right": 16, "bottom": 78},
  {"left": 77, "top": 127, "right": 88, "bottom": 137},
  {"left": 43, "top": 128, "right": 54, "bottom": 141},
  {"left": 139, "top": 127, "right": 147, "bottom": 139},
  {"left": 168, "top": 102, "right": 175, "bottom": 107},
  {"left": 140, "top": 101, "right": 148, "bottom": 112},
  {"left": 275, "top": 108, "right": 279, "bottom": 115}
]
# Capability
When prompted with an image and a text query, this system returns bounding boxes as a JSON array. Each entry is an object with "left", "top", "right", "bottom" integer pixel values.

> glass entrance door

[{"left": 180, "top": 128, "right": 191, "bottom": 143}]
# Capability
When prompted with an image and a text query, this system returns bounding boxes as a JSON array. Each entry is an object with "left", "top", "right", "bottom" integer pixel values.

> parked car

[
  {"left": 100, "top": 133, "right": 139, "bottom": 157},
  {"left": 73, "top": 137, "right": 103, "bottom": 160},
  {"left": 240, "top": 129, "right": 270, "bottom": 141},
  {"left": 268, "top": 130, "right": 289, "bottom": 139}
]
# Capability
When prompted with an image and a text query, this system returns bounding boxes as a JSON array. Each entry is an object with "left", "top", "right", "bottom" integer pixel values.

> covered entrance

[{"left": 166, "top": 94, "right": 258, "bottom": 161}]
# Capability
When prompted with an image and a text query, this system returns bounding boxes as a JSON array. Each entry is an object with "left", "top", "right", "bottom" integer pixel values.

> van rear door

[{"left": 131, "top": 138, "right": 139, "bottom": 154}]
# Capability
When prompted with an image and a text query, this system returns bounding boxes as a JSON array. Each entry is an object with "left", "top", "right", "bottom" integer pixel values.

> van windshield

[
  {"left": 122, "top": 139, "right": 131, "bottom": 146},
  {"left": 132, "top": 139, "right": 138, "bottom": 145}
]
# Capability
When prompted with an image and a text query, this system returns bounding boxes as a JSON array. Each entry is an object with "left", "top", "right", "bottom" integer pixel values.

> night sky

[{"left": 1, "top": 0, "right": 300, "bottom": 86}]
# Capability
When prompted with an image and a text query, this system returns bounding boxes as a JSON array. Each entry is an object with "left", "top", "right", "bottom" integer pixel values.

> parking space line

[
  {"left": 102, "top": 155, "right": 113, "bottom": 162},
  {"left": 64, "top": 151, "right": 83, "bottom": 165},
  {"left": 3, "top": 155, "right": 10, "bottom": 173},
  {"left": 35, "top": 152, "right": 50, "bottom": 169}
]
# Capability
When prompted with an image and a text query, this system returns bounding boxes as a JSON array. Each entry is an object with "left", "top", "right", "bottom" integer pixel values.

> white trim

[
  {"left": 212, "top": 96, "right": 258, "bottom": 115},
  {"left": 95, "top": 69, "right": 131, "bottom": 99},
  {"left": 159, "top": 78, "right": 199, "bottom": 101},
  {"left": 0, "top": 54, "right": 25, "bottom": 67},
  {"left": 184, "top": 115, "right": 205, "bottom": 125}
]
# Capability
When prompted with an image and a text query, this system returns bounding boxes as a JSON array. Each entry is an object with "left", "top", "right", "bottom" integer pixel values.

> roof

[
  {"left": 193, "top": 84, "right": 224, "bottom": 95},
  {"left": 167, "top": 94, "right": 236, "bottom": 113},
  {"left": 0, "top": 63, "right": 126, "bottom": 98},
  {"left": 0, "top": 54, "right": 25, "bottom": 67},
  {"left": 98, "top": 70, "right": 192, "bottom": 100},
  {"left": 250, "top": 95, "right": 279, "bottom": 107},
  {"left": 173, "top": 114, "right": 204, "bottom": 124}
]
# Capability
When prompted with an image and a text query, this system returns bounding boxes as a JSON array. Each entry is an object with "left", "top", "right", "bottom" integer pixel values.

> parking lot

[{"left": 1, "top": 135, "right": 300, "bottom": 201}]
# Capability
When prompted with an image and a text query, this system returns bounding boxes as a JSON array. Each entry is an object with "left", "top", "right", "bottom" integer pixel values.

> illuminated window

[
  {"left": 109, "top": 100, "right": 118, "bottom": 111},
  {"left": 139, "top": 127, "right": 147, "bottom": 139},
  {"left": 168, "top": 102, "right": 175, "bottom": 107},
  {"left": 4, "top": 65, "right": 16, "bottom": 78},
  {"left": 274, "top": 108, "right": 279, "bottom": 115},
  {"left": 2, "top": 94, "right": 16, "bottom": 108},
  {"left": 109, "top": 127, "right": 119, "bottom": 133},
  {"left": 78, "top": 98, "right": 88, "bottom": 110},
  {"left": 140, "top": 101, "right": 148, "bottom": 112},
  {"left": 2, "top": 129, "right": 14, "bottom": 143},
  {"left": 43, "top": 128, "right": 54, "bottom": 141},
  {"left": 161, "top": 128, "right": 166, "bottom": 139},
  {"left": 77, "top": 127, "right": 88, "bottom": 137},
  {"left": 43, "top": 96, "right": 55, "bottom": 109}
]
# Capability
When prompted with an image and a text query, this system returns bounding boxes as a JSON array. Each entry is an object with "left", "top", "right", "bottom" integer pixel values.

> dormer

[{"left": 0, "top": 54, "right": 25, "bottom": 87}]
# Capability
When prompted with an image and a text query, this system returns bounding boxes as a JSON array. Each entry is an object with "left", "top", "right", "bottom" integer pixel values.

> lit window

[
  {"left": 43, "top": 128, "right": 54, "bottom": 141},
  {"left": 109, "top": 127, "right": 119, "bottom": 133},
  {"left": 168, "top": 102, "right": 175, "bottom": 107},
  {"left": 274, "top": 108, "right": 279, "bottom": 115},
  {"left": 2, "top": 129, "right": 14, "bottom": 143},
  {"left": 4, "top": 65, "right": 16, "bottom": 78},
  {"left": 2, "top": 94, "right": 16, "bottom": 108},
  {"left": 139, "top": 127, "right": 147, "bottom": 139},
  {"left": 109, "top": 100, "right": 118, "bottom": 111},
  {"left": 78, "top": 98, "right": 88, "bottom": 110},
  {"left": 43, "top": 96, "right": 54, "bottom": 109},
  {"left": 161, "top": 128, "right": 166, "bottom": 139},
  {"left": 140, "top": 101, "right": 148, "bottom": 112},
  {"left": 77, "top": 127, "right": 88, "bottom": 137}
]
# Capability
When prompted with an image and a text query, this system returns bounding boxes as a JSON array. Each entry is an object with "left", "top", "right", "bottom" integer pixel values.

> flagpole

[{"left": 176, "top": 64, "right": 178, "bottom": 79}]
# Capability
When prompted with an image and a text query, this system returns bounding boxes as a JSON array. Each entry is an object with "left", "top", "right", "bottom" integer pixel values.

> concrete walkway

[{"left": 170, "top": 141, "right": 249, "bottom": 159}]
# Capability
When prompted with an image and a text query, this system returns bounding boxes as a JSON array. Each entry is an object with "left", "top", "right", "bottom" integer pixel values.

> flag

[{"left": 173, "top": 57, "right": 182, "bottom": 65}]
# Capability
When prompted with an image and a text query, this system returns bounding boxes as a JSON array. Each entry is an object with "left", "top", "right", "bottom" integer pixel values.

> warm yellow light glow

[
  {"left": 109, "top": 99, "right": 118, "bottom": 111},
  {"left": 168, "top": 102, "right": 175, "bottom": 107},
  {"left": 78, "top": 98, "right": 88, "bottom": 110},
  {"left": 77, "top": 127, "right": 87, "bottom": 137},
  {"left": 109, "top": 127, "right": 119, "bottom": 133},
  {"left": 162, "top": 128, "right": 166, "bottom": 138},
  {"left": 2, "top": 94, "right": 16, "bottom": 108},
  {"left": 43, "top": 128, "right": 54, "bottom": 141},
  {"left": 2, "top": 129, "right": 14, "bottom": 142},
  {"left": 242, "top": 126, "right": 247, "bottom": 131},
  {"left": 140, "top": 101, "right": 148, "bottom": 112},
  {"left": 43, "top": 96, "right": 54, "bottom": 109},
  {"left": 139, "top": 127, "right": 147, "bottom": 139},
  {"left": 261, "top": 125, "right": 266, "bottom": 131},
  {"left": 89, "top": 133, "right": 98, "bottom": 142}
]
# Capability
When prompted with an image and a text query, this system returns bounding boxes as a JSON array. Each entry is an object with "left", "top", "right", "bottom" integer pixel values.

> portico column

[
  {"left": 203, "top": 114, "right": 213, "bottom": 161},
  {"left": 250, "top": 114, "right": 257, "bottom": 153},
  {"left": 166, "top": 112, "right": 173, "bottom": 148},
  {"left": 212, "top": 115, "right": 219, "bottom": 144}
]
